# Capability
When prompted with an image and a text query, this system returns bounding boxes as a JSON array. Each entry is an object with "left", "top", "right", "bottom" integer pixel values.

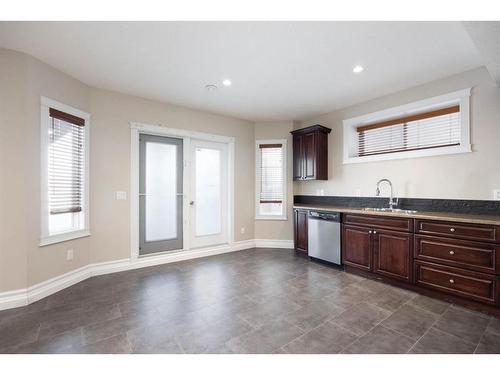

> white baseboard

[
  {"left": 254, "top": 239, "right": 294, "bottom": 249},
  {"left": 0, "top": 238, "right": 283, "bottom": 311}
]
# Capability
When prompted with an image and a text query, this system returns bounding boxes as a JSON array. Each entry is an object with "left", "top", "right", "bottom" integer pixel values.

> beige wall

[
  {"left": 88, "top": 88, "right": 255, "bottom": 264},
  {"left": 25, "top": 50, "right": 92, "bottom": 288},
  {"left": 0, "top": 48, "right": 254, "bottom": 292},
  {"left": 295, "top": 67, "right": 500, "bottom": 200},
  {"left": 0, "top": 49, "right": 29, "bottom": 291},
  {"left": 254, "top": 121, "right": 294, "bottom": 241},
  {"left": 2, "top": 47, "right": 499, "bottom": 295}
]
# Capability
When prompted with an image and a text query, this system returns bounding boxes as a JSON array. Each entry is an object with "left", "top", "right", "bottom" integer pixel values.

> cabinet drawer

[
  {"left": 344, "top": 214, "right": 413, "bottom": 232},
  {"left": 415, "top": 219, "right": 499, "bottom": 243},
  {"left": 415, "top": 235, "right": 500, "bottom": 274},
  {"left": 414, "top": 261, "right": 498, "bottom": 305}
]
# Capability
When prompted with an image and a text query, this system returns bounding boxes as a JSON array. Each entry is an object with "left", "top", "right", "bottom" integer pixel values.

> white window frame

[
  {"left": 40, "top": 97, "right": 91, "bottom": 246},
  {"left": 343, "top": 88, "right": 472, "bottom": 164},
  {"left": 255, "top": 139, "right": 287, "bottom": 221}
]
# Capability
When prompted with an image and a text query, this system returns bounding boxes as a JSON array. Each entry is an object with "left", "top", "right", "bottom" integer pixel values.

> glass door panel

[
  {"left": 139, "top": 134, "right": 183, "bottom": 255},
  {"left": 190, "top": 140, "right": 228, "bottom": 248}
]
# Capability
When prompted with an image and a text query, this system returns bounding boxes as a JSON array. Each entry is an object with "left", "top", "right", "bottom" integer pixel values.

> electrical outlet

[
  {"left": 116, "top": 191, "right": 127, "bottom": 200},
  {"left": 66, "top": 249, "right": 74, "bottom": 261},
  {"left": 316, "top": 189, "right": 325, "bottom": 196},
  {"left": 355, "top": 188, "right": 361, "bottom": 197},
  {"left": 240, "top": 227, "right": 245, "bottom": 234},
  {"left": 494, "top": 189, "right": 500, "bottom": 201}
]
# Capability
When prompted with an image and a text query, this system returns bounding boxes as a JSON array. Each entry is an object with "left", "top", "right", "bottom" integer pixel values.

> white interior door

[{"left": 189, "top": 139, "right": 228, "bottom": 248}]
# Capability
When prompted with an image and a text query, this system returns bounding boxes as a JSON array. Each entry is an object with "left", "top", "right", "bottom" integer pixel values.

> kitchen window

[
  {"left": 40, "top": 97, "right": 90, "bottom": 246},
  {"left": 255, "top": 139, "right": 287, "bottom": 220},
  {"left": 343, "top": 88, "right": 471, "bottom": 164}
]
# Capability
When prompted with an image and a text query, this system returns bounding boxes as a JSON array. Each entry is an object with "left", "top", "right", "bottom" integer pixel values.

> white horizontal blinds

[
  {"left": 48, "top": 108, "right": 85, "bottom": 215},
  {"left": 357, "top": 105, "right": 460, "bottom": 157},
  {"left": 259, "top": 144, "right": 284, "bottom": 203}
]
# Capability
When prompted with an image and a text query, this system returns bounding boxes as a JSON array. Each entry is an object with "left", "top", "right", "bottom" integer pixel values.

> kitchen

[{"left": 0, "top": 20, "right": 499, "bottom": 360}]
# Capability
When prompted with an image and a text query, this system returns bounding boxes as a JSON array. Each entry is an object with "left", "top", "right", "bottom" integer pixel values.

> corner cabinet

[
  {"left": 291, "top": 125, "right": 331, "bottom": 181},
  {"left": 294, "top": 209, "right": 308, "bottom": 255}
]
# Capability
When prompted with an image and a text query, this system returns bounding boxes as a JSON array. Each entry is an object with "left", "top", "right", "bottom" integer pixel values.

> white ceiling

[
  {"left": 463, "top": 21, "right": 500, "bottom": 85},
  {"left": 0, "top": 22, "right": 486, "bottom": 121}
]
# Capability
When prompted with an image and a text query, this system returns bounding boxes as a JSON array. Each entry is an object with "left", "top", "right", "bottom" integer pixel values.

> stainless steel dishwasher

[{"left": 307, "top": 210, "right": 341, "bottom": 265}]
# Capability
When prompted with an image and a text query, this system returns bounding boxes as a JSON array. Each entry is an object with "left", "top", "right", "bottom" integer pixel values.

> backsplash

[{"left": 294, "top": 195, "right": 500, "bottom": 216}]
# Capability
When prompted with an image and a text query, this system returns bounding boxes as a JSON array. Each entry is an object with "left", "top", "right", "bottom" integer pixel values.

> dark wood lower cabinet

[
  {"left": 374, "top": 230, "right": 412, "bottom": 282},
  {"left": 343, "top": 225, "right": 412, "bottom": 282},
  {"left": 294, "top": 209, "right": 308, "bottom": 255},
  {"left": 294, "top": 210, "right": 500, "bottom": 312},
  {"left": 414, "top": 235, "right": 499, "bottom": 274},
  {"left": 342, "top": 225, "right": 372, "bottom": 271},
  {"left": 414, "top": 261, "right": 498, "bottom": 305}
]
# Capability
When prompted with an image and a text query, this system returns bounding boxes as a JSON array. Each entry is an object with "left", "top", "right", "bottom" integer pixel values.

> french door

[
  {"left": 189, "top": 139, "right": 229, "bottom": 248},
  {"left": 139, "top": 134, "right": 183, "bottom": 255},
  {"left": 138, "top": 134, "right": 229, "bottom": 255}
]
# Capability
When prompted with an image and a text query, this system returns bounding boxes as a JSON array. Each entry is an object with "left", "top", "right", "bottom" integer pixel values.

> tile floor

[{"left": 0, "top": 248, "right": 499, "bottom": 354}]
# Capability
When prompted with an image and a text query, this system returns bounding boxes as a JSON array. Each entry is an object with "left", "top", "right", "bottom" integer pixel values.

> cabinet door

[
  {"left": 373, "top": 230, "right": 412, "bottom": 282},
  {"left": 292, "top": 135, "right": 304, "bottom": 180},
  {"left": 342, "top": 225, "right": 372, "bottom": 271},
  {"left": 294, "top": 209, "right": 308, "bottom": 254},
  {"left": 303, "top": 132, "right": 316, "bottom": 180}
]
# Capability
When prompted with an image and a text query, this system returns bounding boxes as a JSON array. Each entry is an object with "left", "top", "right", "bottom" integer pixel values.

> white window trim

[
  {"left": 255, "top": 139, "right": 287, "bottom": 221},
  {"left": 40, "top": 97, "right": 91, "bottom": 247},
  {"left": 342, "top": 88, "right": 472, "bottom": 164}
]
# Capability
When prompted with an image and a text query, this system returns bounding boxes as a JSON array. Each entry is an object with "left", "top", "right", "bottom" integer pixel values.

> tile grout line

[
  {"left": 378, "top": 296, "right": 444, "bottom": 344},
  {"left": 335, "top": 298, "right": 401, "bottom": 353},
  {"left": 405, "top": 304, "right": 453, "bottom": 353},
  {"left": 472, "top": 317, "right": 492, "bottom": 354}
]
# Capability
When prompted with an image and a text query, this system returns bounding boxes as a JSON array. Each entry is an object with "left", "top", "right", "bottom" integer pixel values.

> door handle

[{"left": 190, "top": 201, "right": 195, "bottom": 206}]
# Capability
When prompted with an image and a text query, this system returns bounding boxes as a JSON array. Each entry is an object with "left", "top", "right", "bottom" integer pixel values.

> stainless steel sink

[{"left": 363, "top": 207, "right": 417, "bottom": 214}]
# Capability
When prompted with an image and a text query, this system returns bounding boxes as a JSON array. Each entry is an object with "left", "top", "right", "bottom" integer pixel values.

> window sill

[
  {"left": 40, "top": 229, "right": 91, "bottom": 247},
  {"left": 255, "top": 216, "right": 288, "bottom": 221},
  {"left": 343, "top": 144, "right": 472, "bottom": 164}
]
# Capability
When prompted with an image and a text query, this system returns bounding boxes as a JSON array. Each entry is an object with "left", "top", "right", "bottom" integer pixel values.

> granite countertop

[{"left": 292, "top": 204, "right": 500, "bottom": 226}]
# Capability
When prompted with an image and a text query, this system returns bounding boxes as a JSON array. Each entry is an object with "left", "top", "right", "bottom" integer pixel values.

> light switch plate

[
  {"left": 494, "top": 189, "right": 500, "bottom": 201},
  {"left": 116, "top": 191, "right": 127, "bottom": 200},
  {"left": 66, "top": 249, "right": 74, "bottom": 261}
]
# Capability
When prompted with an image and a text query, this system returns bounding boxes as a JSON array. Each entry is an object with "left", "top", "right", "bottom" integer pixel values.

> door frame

[{"left": 130, "top": 122, "right": 235, "bottom": 260}]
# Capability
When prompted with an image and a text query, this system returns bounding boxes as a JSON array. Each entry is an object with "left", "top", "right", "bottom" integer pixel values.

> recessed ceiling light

[
  {"left": 222, "top": 79, "right": 232, "bottom": 87},
  {"left": 205, "top": 84, "right": 218, "bottom": 91},
  {"left": 353, "top": 65, "right": 364, "bottom": 73}
]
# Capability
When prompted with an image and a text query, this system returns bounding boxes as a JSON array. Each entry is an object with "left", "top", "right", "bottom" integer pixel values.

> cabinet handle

[
  {"left": 449, "top": 250, "right": 455, "bottom": 255},
  {"left": 450, "top": 228, "right": 456, "bottom": 232},
  {"left": 449, "top": 279, "right": 455, "bottom": 284}
]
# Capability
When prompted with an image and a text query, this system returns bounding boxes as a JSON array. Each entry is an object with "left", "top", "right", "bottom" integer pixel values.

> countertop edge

[{"left": 292, "top": 204, "right": 500, "bottom": 226}]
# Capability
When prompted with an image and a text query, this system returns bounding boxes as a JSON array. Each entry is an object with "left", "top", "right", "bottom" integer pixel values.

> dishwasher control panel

[{"left": 308, "top": 211, "right": 341, "bottom": 222}]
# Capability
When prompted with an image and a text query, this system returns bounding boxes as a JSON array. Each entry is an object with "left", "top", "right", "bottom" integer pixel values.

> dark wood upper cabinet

[
  {"left": 291, "top": 125, "right": 331, "bottom": 181},
  {"left": 292, "top": 135, "right": 304, "bottom": 180}
]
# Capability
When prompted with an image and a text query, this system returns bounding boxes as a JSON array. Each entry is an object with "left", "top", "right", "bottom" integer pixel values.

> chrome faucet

[{"left": 376, "top": 179, "right": 398, "bottom": 210}]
